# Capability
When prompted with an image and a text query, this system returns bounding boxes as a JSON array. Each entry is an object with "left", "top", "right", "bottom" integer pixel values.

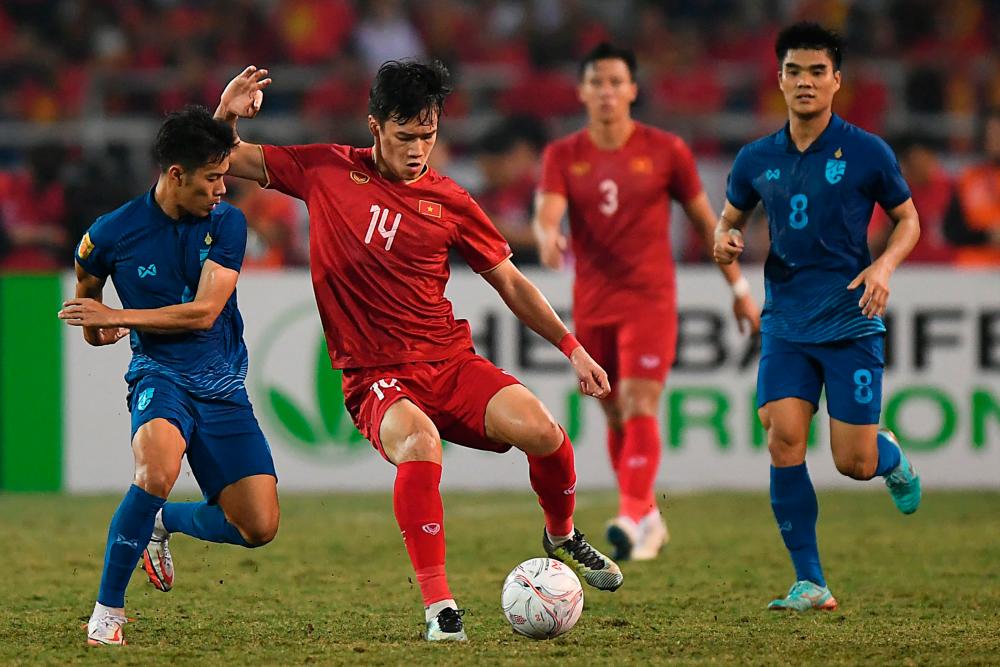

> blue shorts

[
  {"left": 128, "top": 375, "right": 276, "bottom": 501},
  {"left": 757, "top": 333, "right": 884, "bottom": 425}
]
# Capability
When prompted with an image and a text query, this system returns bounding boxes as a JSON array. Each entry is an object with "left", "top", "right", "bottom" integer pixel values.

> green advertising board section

[{"left": 0, "top": 274, "right": 62, "bottom": 491}]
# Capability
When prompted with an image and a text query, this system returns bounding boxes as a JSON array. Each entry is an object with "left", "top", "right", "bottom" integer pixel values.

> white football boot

[{"left": 140, "top": 508, "right": 173, "bottom": 591}]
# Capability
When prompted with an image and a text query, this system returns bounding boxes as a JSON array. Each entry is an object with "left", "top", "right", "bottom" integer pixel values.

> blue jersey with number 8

[{"left": 726, "top": 114, "right": 910, "bottom": 343}]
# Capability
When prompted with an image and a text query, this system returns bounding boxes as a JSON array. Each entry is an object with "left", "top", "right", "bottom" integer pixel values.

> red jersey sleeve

[
  {"left": 261, "top": 144, "right": 333, "bottom": 200},
  {"left": 453, "top": 191, "right": 513, "bottom": 272},
  {"left": 539, "top": 143, "right": 568, "bottom": 196},
  {"left": 666, "top": 135, "right": 703, "bottom": 204}
]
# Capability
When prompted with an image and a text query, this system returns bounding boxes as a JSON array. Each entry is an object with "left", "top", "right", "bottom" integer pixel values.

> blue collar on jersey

[
  {"left": 144, "top": 187, "right": 206, "bottom": 225},
  {"left": 775, "top": 113, "right": 845, "bottom": 155}
]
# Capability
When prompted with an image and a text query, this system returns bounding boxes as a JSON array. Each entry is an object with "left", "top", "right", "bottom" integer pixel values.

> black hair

[
  {"left": 579, "top": 42, "right": 637, "bottom": 80},
  {"left": 152, "top": 105, "right": 237, "bottom": 172},
  {"left": 775, "top": 22, "right": 844, "bottom": 70},
  {"left": 891, "top": 132, "right": 942, "bottom": 156},
  {"left": 479, "top": 116, "right": 548, "bottom": 156},
  {"left": 368, "top": 60, "right": 453, "bottom": 125}
]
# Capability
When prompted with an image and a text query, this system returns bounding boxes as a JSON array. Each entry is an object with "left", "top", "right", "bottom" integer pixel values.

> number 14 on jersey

[{"left": 366, "top": 204, "right": 401, "bottom": 251}]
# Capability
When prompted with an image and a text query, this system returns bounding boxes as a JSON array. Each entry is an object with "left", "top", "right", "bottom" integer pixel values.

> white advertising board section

[{"left": 65, "top": 267, "right": 999, "bottom": 492}]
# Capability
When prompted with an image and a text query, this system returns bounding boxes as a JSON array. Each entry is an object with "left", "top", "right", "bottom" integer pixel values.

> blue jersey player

[
  {"left": 59, "top": 107, "right": 279, "bottom": 646},
  {"left": 713, "top": 23, "right": 922, "bottom": 612}
]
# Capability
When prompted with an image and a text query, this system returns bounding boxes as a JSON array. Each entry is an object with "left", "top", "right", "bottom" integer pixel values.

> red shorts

[
  {"left": 576, "top": 307, "right": 677, "bottom": 389},
  {"left": 341, "top": 349, "right": 521, "bottom": 461}
]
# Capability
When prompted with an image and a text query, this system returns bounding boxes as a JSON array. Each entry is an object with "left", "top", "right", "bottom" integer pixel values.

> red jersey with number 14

[
  {"left": 539, "top": 123, "right": 702, "bottom": 324},
  {"left": 262, "top": 144, "right": 512, "bottom": 369}
]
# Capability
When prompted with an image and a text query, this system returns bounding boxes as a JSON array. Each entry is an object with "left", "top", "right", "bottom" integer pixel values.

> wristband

[
  {"left": 558, "top": 333, "right": 581, "bottom": 358},
  {"left": 731, "top": 276, "right": 750, "bottom": 299}
]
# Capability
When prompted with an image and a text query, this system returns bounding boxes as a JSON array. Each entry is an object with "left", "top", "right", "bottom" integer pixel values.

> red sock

[
  {"left": 527, "top": 429, "right": 576, "bottom": 536},
  {"left": 607, "top": 427, "right": 625, "bottom": 478},
  {"left": 393, "top": 461, "right": 451, "bottom": 606},
  {"left": 618, "top": 415, "right": 662, "bottom": 522}
]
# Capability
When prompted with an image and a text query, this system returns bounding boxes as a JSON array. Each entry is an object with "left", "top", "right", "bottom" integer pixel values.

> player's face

[
  {"left": 175, "top": 158, "right": 229, "bottom": 217},
  {"left": 369, "top": 112, "right": 438, "bottom": 181},
  {"left": 779, "top": 49, "right": 841, "bottom": 119},
  {"left": 579, "top": 58, "right": 637, "bottom": 124}
]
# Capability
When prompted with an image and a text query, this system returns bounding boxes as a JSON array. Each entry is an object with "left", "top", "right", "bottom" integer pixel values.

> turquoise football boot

[
  {"left": 768, "top": 580, "right": 839, "bottom": 611},
  {"left": 880, "top": 429, "right": 921, "bottom": 514}
]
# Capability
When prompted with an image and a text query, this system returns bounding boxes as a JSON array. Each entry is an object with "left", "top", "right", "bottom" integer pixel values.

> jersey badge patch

[
  {"left": 630, "top": 156, "right": 653, "bottom": 174},
  {"left": 204, "top": 232, "right": 213, "bottom": 245},
  {"left": 570, "top": 162, "right": 590, "bottom": 176},
  {"left": 77, "top": 233, "right": 95, "bottom": 259},
  {"left": 137, "top": 387, "right": 155, "bottom": 411},
  {"left": 825, "top": 158, "right": 846, "bottom": 184},
  {"left": 138, "top": 264, "right": 157, "bottom": 278},
  {"left": 765, "top": 169, "right": 781, "bottom": 181},
  {"left": 418, "top": 199, "right": 443, "bottom": 218},
  {"left": 350, "top": 170, "right": 370, "bottom": 184}
]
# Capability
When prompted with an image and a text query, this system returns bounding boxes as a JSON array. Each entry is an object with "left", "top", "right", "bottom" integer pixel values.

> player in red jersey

[
  {"left": 213, "top": 62, "right": 623, "bottom": 641},
  {"left": 534, "top": 43, "right": 760, "bottom": 562}
]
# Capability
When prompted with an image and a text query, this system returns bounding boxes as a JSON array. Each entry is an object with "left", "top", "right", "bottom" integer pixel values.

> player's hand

[
  {"left": 733, "top": 293, "right": 761, "bottom": 335},
  {"left": 538, "top": 231, "right": 567, "bottom": 270},
  {"left": 93, "top": 327, "right": 131, "bottom": 346},
  {"left": 713, "top": 228, "right": 744, "bottom": 265},
  {"left": 219, "top": 66, "right": 271, "bottom": 119},
  {"left": 847, "top": 261, "right": 892, "bottom": 319},
  {"left": 569, "top": 347, "right": 610, "bottom": 399},
  {"left": 58, "top": 298, "right": 122, "bottom": 328}
]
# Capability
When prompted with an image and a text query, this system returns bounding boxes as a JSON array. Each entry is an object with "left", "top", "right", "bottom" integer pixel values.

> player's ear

[
  {"left": 367, "top": 115, "right": 380, "bottom": 139},
  {"left": 167, "top": 164, "right": 185, "bottom": 185},
  {"left": 833, "top": 70, "right": 842, "bottom": 92}
]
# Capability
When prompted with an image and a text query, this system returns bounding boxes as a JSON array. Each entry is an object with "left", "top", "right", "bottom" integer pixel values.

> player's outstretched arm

[
  {"left": 214, "top": 66, "right": 272, "bottom": 186},
  {"left": 685, "top": 193, "right": 760, "bottom": 334},
  {"left": 481, "top": 259, "right": 610, "bottom": 398},
  {"left": 63, "top": 262, "right": 130, "bottom": 346},
  {"left": 532, "top": 191, "right": 569, "bottom": 270},
  {"left": 848, "top": 198, "right": 920, "bottom": 319},
  {"left": 59, "top": 259, "right": 239, "bottom": 334}
]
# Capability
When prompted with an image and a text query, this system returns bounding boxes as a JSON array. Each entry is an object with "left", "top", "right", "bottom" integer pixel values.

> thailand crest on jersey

[{"left": 826, "top": 148, "right": 846, "bottom": 184}]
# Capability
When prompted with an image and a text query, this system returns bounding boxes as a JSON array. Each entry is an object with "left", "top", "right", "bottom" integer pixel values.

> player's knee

[
  {"left": 133, "top": 466, "right": 178, "bottom": 498},
  {"left": 766, "top": 431, "right": 807, "bottom": 466},
  {"left": 400, "top": 430, "right": 442, "bottom": 462},
  {"left": 834, "top": 454, "right": 876, "bottom": 481},
  {"left": 515, "top": 410, "right": 564, "bottom": 457},
  {"left": 620, "top": 396, "right": 658, "bottom": 420},
  {"left": 757, "top": 407, "right": 772, "bottom": 431},
  {"left": 620, "top": 384, "right": 660, "bottom": 420},
  {"left": 239, "top": 515, "right": 279, "bottom": 548},
  {"left": 535, "top": 417, "right": 565, "bottom": 456}
]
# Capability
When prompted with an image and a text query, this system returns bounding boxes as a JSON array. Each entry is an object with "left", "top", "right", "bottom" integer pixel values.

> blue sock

[
  {"left": 98, "top": 484, "right": 166, "bottom": 608},
  {"left": 161, "top": 501, "right": 252, "bottom": 547},
  {"left": 874, "top": 431, "right": 902, "bottom": 477},
  {"left": 770, "top": 463, "right": 825, "bottom": 587}
]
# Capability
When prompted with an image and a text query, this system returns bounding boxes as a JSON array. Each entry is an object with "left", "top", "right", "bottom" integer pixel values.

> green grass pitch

[{"left": 1, "top": 490, "right": 998, "bottom": 665}]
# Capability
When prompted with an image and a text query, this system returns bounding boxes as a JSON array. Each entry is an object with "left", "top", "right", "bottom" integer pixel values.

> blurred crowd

[{"left": 1, "top": 0, "right": 999, "bottom": 271}]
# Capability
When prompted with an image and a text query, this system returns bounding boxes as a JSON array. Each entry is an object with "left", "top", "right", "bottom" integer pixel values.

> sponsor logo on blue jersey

[
  {"left": 137, "top": 387, "right": 155, "bottom": 411},
  {"left": 766, "top": 168, "right": 781, "bottom": 181},
  {"left": 137, "top": 264, "right": 157, "bottom": 278}
]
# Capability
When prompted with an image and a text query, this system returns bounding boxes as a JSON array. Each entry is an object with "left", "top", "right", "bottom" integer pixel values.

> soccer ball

[{"left": 501, "top": 557, "right": 584, "bottom": 639}]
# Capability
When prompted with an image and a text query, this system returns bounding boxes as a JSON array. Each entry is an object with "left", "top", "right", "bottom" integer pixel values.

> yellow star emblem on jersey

[
  {"left": 834, "top": 148, "right": 843, "bottom": 159},
  {"left": 570, "top": 162, "right": 591, "bottom": 176},
  {"left": 204, "top": 232, "right": 213, "bottom": 245}
]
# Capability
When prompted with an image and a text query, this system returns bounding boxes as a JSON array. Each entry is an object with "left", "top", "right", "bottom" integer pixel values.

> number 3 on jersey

[
  {"left": 366, "top": 204, "right": 401, "bottom": 251},
  {"left": 598, "top": 179, "right": 618, "bottom": 216}
]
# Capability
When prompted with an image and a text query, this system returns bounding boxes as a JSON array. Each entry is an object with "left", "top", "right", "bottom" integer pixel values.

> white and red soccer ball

[{"left": 501, "top": 558, "right": 584, "bottom": 639}]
